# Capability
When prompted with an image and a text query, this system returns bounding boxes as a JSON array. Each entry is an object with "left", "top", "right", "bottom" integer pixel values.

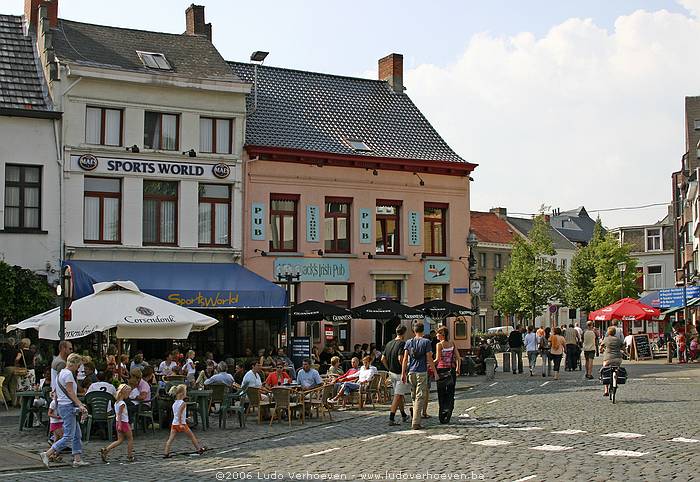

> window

[
  {"left": 84, "top": 177, "right": 120, "bottom": 243},
  {"left": 143, "top": 181, "right": 178, "bottom": 245},
  {"left": 495, "top": 253, "right": 502, "bottom": 269},
  {"left": 136, "top": 51, "right": 171, "bottom": 70},
  {"left": 4, "top": 165, "right": 41, "bottom": 230},
  {"left": 424, "top": 204, "right": 446, "bottom": 256},
  {"left": 695, "top": 119, "right": 700, "bottom": 130},
  {"left": 346, "top": 139, "right": 371, "bottom": 152},
  {"left": 144, "top": 112, "right": 179, "bottom": 150},
  {"left": 454, "top": 319, "right": 467, "bottom": 339},
  {"left": 376, "top": 280, "right": 401, "bottom": 301},
  {"left": 479, "top": 252, "right": 487, "bottom": 268},
  {"left": 270, "top": 194, "right": 298, "bottom": 252},
  {"left": 325, "top": 284, "right": 351, "bottom": 350},
  {"left": 646, "top": 228, "right": 662, "bottom": 251},
  {"left": 424, "top": 284, "right": 446, "bottom": 303},
  {"left": 646, "top": 265, "right": 663, "bottom": 290},
  {"left": 198, "top": 184, "right": 230, "bottom": 246},
  {"left": 560, "top": 258, "right": 567, "bottom": 271},
  {"left": 85, "top": 107, "right": 122, "bottom": 146},
  {"left": 199, "top": 117, "right": 233, "bottom": 154},
  {"left": 376, "top": 201, "right": 400, "bottom": 255},
  {"left": 325, "top": 198, "right": 351, "bottom": 253}
]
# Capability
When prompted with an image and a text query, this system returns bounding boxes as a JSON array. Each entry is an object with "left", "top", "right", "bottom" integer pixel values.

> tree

[
  {"left": 493, "top": 215, "right": 567, "bottom": 323},
  {"left": 0, "top": 261, "right": 55, "bottom": 330},
  {"left": 565, "top": 218, "right": 605, "bottom": 312},
  {"left": 589, "top": 233, "right": 638, "bottom": 309}
]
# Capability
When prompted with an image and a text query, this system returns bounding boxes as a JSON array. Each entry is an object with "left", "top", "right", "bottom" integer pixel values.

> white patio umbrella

[{"left": 7, "top": 281, "right": 218, "bottom": 340}]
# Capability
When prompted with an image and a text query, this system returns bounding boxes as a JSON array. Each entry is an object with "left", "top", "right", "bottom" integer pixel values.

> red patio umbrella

[{"left": 588, "top": 297, "right": 661, "bottom": 321}]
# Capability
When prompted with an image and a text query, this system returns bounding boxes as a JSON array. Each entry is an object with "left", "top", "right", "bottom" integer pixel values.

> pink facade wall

[{"left": 243, "top": 158, "right": 473, "bottom": 351}]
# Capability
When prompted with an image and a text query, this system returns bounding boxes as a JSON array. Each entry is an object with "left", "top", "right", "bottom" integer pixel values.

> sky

[{"left": 6, "top": 0, "right": 699, "bottom": 228}]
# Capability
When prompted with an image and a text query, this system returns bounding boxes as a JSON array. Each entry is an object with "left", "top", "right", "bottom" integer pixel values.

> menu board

[
  {"left": 633, "top": 334, "right": 652, "bottom": 360},
  {"left": 291, "top": 336, "right": 311, "bottom": 368}
]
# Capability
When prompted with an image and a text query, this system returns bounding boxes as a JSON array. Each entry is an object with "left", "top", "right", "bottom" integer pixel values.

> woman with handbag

[
  {"left": 434, "top": 327, "right": 461, "bottom": 424},
  {"left": 16, "top": 338, "right": 35, "bottom": 396}
]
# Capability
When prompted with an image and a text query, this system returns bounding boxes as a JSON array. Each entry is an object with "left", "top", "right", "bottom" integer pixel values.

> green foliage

[
  {"left": 493, "top": 215, "right": 567, "bottom": 322},
  {"left": 0, "top": 261, "right": 56, "bottom": 330}
]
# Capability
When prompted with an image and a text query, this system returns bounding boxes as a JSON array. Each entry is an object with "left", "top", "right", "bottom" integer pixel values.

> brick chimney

[
  {"left": 378, "top": 53, "right": 403, "bottom": 93},
  {"left": 24, "top": 0, "right": 57, "bottom": 31},
  {"left": 489, "top": 207, "right": 507, "bottom": 219},
  {"left": 185, "top": 4, "right": 212, "bottom": 42}
]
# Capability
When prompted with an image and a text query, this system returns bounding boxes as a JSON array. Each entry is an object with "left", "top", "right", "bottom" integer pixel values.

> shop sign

[
  {"left": 408, "top": 211, "right": 421, "bottom": 246},
  {"left": 306, "top": 205, "right": 320, "bottom": 242},
  {"left": 424, "top": 261, "right": 450, "bottom": 283},
  {"left": 659, "top": 286, "right": 700, "bottom": 308},
  {"left": 274, "top": 258, "right": 349, "bottom": 282},
  {"left": 359, "top": 208, "right": 372, "bottom": 244},
  {"left": 251, "top": 203, "right": 266, "bottom": 241},
  {"left": 166, "top": 291, "right": 240, "bottom": 308},
  {"left": 324, "top": 327, "right": 335, "bottom": 340},
  {"left": 71, "top": 154, "right": 233, "bottom": 181}
]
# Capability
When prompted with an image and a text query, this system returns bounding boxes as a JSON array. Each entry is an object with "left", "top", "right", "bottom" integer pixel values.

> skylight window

[
  {"left": 137, "top": 51, "right": 172, "bottom": 70},
  {"left": 346, "top": 139, "right": 372, "bottom": 152}
]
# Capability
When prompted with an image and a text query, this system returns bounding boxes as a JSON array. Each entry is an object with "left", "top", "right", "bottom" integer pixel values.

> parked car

[{"left": 487, "top": 326, "right": 515, "bottom": 335}]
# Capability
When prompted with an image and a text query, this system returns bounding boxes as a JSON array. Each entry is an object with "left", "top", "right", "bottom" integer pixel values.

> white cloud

[{"left": 405, "top": 5, "right": 700, "bottom": 228}]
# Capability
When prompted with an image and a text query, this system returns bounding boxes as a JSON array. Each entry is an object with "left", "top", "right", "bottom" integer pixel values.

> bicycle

[{"left": 600, "top": 365, "right": 627, "bottom": 404}]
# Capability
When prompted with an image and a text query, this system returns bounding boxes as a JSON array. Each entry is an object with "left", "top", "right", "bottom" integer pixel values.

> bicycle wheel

[{"left": 611, "top": 386, "right": 616, "bottom": 404}]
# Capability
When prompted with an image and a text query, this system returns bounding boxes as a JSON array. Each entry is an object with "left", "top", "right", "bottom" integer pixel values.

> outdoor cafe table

[
  {"left": 187, "top": 389, "right": 213, "bottom": 430},
  {"left": 17, "top": 390, "right": 43, "bottom": 431}
]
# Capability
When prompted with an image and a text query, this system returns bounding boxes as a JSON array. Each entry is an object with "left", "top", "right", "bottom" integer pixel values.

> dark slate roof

[
  {"left": 550, "top": 206, "right": 600, "bottom": 245},
  {"left": 0, "top": 14, "right": 51, "bottom": 111},
  {"left": 228, "top": 61, "right": 468, "bottom": 163},
  {"left": 52, "top": 19, "right": 239, "bottom": 82},
  {"left": 506, "top": 216, "right": 576, "bottom": 251}
]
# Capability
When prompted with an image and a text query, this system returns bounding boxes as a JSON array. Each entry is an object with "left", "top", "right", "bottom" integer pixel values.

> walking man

[
  {"left": 583, "top": 321, "right": 597, "bottom": 379},
  {"left": 524, "top": 326, "right": 539, "bottom": 376},
  {"left": 508, "top": 325, "right": 524, "bottom": 374},
  {"left": 564, "top": 323, "right": 580, "bottom": 371},
  {"left": 401, "top": 322, "right": 437, "bottom": 430},
  {"left": 382, "top": 325, "right": 410, "bottom": 426}
]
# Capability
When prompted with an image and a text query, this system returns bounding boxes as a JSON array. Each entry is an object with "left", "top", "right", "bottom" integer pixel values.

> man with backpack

[{"left": 401, "top": 322, "right": 438, "bottom": 430}]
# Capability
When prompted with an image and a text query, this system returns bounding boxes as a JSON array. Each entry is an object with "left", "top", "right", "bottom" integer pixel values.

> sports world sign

[{"left": 71, "top": 154, "right": 233, "bottom": 181}]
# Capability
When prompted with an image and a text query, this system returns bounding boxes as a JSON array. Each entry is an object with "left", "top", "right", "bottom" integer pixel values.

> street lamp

[
  {"left": 56, "top": 265, "right": 73, "bottom": 341},
  {"left": 276, "top": 265, "right": 301, "bottom": 357},
  {"left": 617, "top": 262, "right": 627, "bottom": 300},
  {"left": 467, "top": 231, "right": 481, "bottom": 332}
]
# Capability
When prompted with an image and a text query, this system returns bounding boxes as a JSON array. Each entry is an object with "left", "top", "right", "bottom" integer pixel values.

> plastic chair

[
  {"left": 135, "top": 390, "right": 158, "bottom": 434},
  {"left": 84, "top": 391, "right": 115, "bottom": 441},
  {"left": 269, "top": 387, "right": 303, "bottom": 426},
  {"left": 208, "top": 383, "right": 228, "bottom": 411},
  {"left": 0, "top": 377, "right": 8, "bottom": 410},
  {"left": 219, "top": 389, "right": 246, "bottom": 429},
  {"left": 245, "top": 387, "right": 271, "bottom": 424}
]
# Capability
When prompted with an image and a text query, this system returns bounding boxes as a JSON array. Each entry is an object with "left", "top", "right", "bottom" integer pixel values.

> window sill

[
  {"left": 424, "top": 256, "right": 451, "bottom": 261},
  {"left": 323, "top": 253, "right": 358, "bottom": 258},
  {"left": 373, "top": 255, "right": 408, "bottom": 260},
  {"left": 0, "top": 228, "right": 48, "bottom": 234},
  {"left": 269, "top": 251, "right": 304, "bottom": 257}
]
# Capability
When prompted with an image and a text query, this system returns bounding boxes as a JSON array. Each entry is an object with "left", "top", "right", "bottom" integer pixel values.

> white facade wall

[
  {"left": 635, "top": 252, "right": 675, "bottom": 294},
  {"left": 0, "top": 115, "right": 60, "bottom": 281}
]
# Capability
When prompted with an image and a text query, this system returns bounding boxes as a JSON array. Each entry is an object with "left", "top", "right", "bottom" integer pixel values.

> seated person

[
  {"left": 232, "top": 363, "right": 246, "bottom": 385},
  {"left": 86, "top": 370, "right": 117, "bottom": 411},
  {"left": 130, "top": 353, "right": 148, "bottom": 371},
  {"left": 196, "top": 360, "right": 217, "bottom": 388},
  {"left": 326, "top": 356, "right": 344, "bottom": 378},
  {"left": 265, "top": 362, "right": 293, "bottom": 387},
  {"left": 142, "top": 366, "right": 157, "bottom": 386},
  {"left": 126, "top": 368, "right": 151, "bottom": 422},
  {"left": 328, "top": 356, "right": 375, "bottom": 406},
  {"left": 351, "top": 344, "right": 363, "bottom": 361},
  {"left": 296, "top": 359, "right": 322, "bottom": 390},
  {"left": 204, "top": 361, "right": 236, "bottom": 388},
  {"left": 158, "top": 351, "right": 179, "bottom": 376},
  {"left": 79, "top": 361, "right": 98, "bottom": 394},
  {"left": 258, "top": 349, "right": 275, "bottom": 368},
  {"left": 319, "top": 347, "right": 333, "bottom": 373},
  {"left": 241, "top": 361, "right": 270, "bottom": 401},
  {"left": 275, "top": 348, "right": 296, "bottom": 378}
]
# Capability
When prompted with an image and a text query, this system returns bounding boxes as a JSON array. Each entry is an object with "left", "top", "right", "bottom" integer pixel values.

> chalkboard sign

[
  {"left": 291, "top": 336, "right": 311, "bottom": 368},
  {"left": 633, "top": 334, "right": 652, "bottom": 360}
]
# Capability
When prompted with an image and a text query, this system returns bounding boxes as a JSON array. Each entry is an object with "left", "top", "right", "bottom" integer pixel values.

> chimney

[
  {"left": 489, "top": 207, "right": 507, "bottom": 219},
  {"left": 378, "top": 53, "right": 403, "bottom": 93},
  {"left": 24, "top": 0, "right": 57, "bottom": 31},
  {"left": 185, "top": 4, "right": 212, "bottom": 42}
]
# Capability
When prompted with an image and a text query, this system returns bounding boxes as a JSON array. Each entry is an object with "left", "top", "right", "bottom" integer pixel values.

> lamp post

[
  {"left": 467, "top": 230, "right": 481, "bottom": 332},
  {"left": 617, "top": 262, "right": 627, "bottom": 300},
  {"left": 56, "top": 265, "right": 72, "bottom": 341},
  {"left": 276, "top": 265, "right": 301, "bottom": 357}
]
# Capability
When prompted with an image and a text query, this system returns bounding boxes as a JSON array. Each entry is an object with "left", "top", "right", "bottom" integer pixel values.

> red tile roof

[{"left": 470, "top": 211, "right": 516, "bottom": 245}]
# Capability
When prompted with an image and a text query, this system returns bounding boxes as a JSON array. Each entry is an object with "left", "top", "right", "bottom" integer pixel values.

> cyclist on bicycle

[{"left": 599, "top": 326, "right": 626, "bottom": 396}]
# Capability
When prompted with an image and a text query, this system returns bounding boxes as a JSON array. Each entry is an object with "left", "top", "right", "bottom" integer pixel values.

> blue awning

[
  {"left": 638, "top": 291, "right": 660, "bottom": 308},
  {"left": 65, "top": 260, "right": 286, "bottom": 309}
]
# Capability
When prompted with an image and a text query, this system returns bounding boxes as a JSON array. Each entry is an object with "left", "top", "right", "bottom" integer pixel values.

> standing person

[
  {"left": 434, "top": 327, "right": 460, "bottom": 424},
  {"left": 1, "top": 338, "right": 18, "bottom": 407},
  {"left": 600, "top": 326, "right": 626, "bottom": 396},
  {"left": 41, "top": 353, "right": 89, "bottom": 468},
  {"left": 524, "top": 326, "right": 539, "bottom": 376},
  {"left": 583, "top": 321, "right": 597, "bottom": 379},
  {"left": 539, "top": 327, "right": 552, "bottom": 377},
  {"left": 163, "top": 385, "right": 205, "bottom": 457},
  {"left": 51, "top": 340, "right": 73, "bottom": 395},
  {"left": 549, "top": 328, "right": 566, "bottom": 380},
  {"left": 508, "top": 325, "right": 524, "bottom": 374},
  {"left": 99, "top": 384, "right": 134, "bottom": 463},
  {"left": 401, "top": 322, "right": 437, "bottom": 430},
  {"left": 564, "top": 323, "right": 580, "bottom": 371},
  {"left": 183, "top": 350, "right": 196, "bottom": 383},
  {"left": 612, "top": 321, "right": 625, "bottom": 342},
  {"left": 381, "top": 325, "right": 410, "bottom": 426}
]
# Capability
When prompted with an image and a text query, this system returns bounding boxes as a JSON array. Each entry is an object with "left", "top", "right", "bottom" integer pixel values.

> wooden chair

[
  {"left": 269, "top": 387, "right": 303, "bottom": 426},
  {"left": 375, "top": 371, "right": 390, "bottom": 403},
  {"left": 84, "top": 391, "right": 115, "bottom": 441},
  {"left": 363, "top": 375, "right": 382, "bottom": 408},
  {"left": 0, "top": 376, "right": 8, "bottom": 410},
  {"left": 245, "top": 387, "right": 271, "bottom": 424},
  {"left": 306, "top": 384, "right": 334, "bottom": 421}
]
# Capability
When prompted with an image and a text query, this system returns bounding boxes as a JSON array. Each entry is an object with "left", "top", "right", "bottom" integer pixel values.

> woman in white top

[
  {"left": 183, "top": 350, "right": 196, "bottom": 382},
  {"left": 41, "top": 353, "right": 89, "bottom": 468}
]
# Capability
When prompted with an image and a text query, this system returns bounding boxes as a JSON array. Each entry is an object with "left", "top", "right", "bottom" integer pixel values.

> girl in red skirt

[{"left": 99, "top": 384, "right": 134, "bottom": 462}]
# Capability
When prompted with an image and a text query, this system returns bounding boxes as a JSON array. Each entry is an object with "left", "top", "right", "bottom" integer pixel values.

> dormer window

[
  {"left": 137, "top": 51, "right": 171, "bottom": 70},
  {"left": 346, "top": 139, "right": 372, "bottom": 152}
]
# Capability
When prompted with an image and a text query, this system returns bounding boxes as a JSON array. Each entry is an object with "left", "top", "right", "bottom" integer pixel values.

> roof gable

[
  {"left": 470, "top": 211, "right": 515, "bottom": 245},
  {"left": 507, "top": 216, "right": 576, "bottom": 251}
]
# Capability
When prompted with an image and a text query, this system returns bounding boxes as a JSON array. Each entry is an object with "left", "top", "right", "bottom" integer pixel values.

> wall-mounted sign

[
  {"left": 453, "top": 287, "right": 468, "bottom": 294},
  {"left": 274, "top": 258, "right": 349, "bottom": 282},
  {"left": 424, "top": 260, "right": 450, "bottom": 283},
  {"left": 251, "top": 202, "right": 266, "bottom": 241},
  {"left": 359, "top": 208, "right": 372, "bottom": 244},
  {"left": 409, "top": 211, "right": 421, "bottom": 246},
  {"left": 70, "top": 154, "right": 233, "bottom": 181},
  {"left": 306, "top": 205, "right": 320, "bottom": 242},
  {"left": 659, "top": 286, "right": 700, "bottom": 308}
]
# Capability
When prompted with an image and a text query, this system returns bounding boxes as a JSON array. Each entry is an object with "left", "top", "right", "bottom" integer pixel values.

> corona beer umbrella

[{"left": 588, "top": 297, "right": 660, "bottom": 322}]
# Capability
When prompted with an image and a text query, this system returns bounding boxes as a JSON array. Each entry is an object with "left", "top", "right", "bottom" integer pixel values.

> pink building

[{"left": 231, "top": 54, "right": 477, "bottom": 352}]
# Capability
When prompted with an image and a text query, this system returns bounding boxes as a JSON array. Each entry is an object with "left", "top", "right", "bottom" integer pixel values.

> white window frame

[
  {"left": 645, "top": 265, "right": 663, "bottom": 290},
  {"left": 645, "top": 227, "right": 662, "bottom": 252},
  {"left": 136, "top": 51, "right": 171, "bottom": 70},
  {"left": 694, "top": 119, "right": 700, "bottom": 130}
]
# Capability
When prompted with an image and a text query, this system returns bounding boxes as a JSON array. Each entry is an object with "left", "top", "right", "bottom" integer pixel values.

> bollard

[
  {"left": 485, "top": 358, "right": 496, "bottom": 380},
  {"left": 502, "top": 352, "right": 510, "bottom": 373}
]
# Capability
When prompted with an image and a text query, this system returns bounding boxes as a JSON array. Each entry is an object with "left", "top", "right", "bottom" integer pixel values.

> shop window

[
  {"left": 424, "top": 284, "right": 446, "bottom": 302},
  {"left": 376, "top": 200, "right": 400, "bottom": 255},
  {"left": 198, "top": 184, "right": 230, "bottom": 246},
  {"left": 424, "top": 203, "right": 446, "bottom": 256},
  {"left": 143, "top": 181, "right": 178, "bottom": 245},
  {"left": 270, "top": 194, "right": 299, "bottom": 252},
  {"left": 86, "top": 106, "right": 122, "bottom": 146},
  {"left": 376, "top": 280, "right": 401, "bottom": 301},
  {"left": 4, "top": 164, "right": 41, "bottom": 230},
  {"left": 199, "top": 117, "right": 233, "bottom": 154},
  {"left": 84, "top": 177, "right": 121, "bottom": 243},
  {"left": 144, "top": 112, "right": 179, "bottom": 150},
  {"left": 324, "top": 198, "right": 351, "bottom": 253}
]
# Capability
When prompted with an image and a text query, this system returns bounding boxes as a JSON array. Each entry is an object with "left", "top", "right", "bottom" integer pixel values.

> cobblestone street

[{"left": 1, "top": 359, "right": 698, "bottom": 481}]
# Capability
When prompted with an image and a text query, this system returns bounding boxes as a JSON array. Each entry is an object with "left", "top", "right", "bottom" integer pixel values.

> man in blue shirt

[
  {"left": 296, "top": 359, "right": 322, "bottom": 389},
  {"left": 401, "top": 322, "right": 437, "bottom": 430}
]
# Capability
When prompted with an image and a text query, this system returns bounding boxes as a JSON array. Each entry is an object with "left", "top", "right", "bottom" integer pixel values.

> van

[{"left": 487, "top": 325, "right": 515, "bottom": 335}]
